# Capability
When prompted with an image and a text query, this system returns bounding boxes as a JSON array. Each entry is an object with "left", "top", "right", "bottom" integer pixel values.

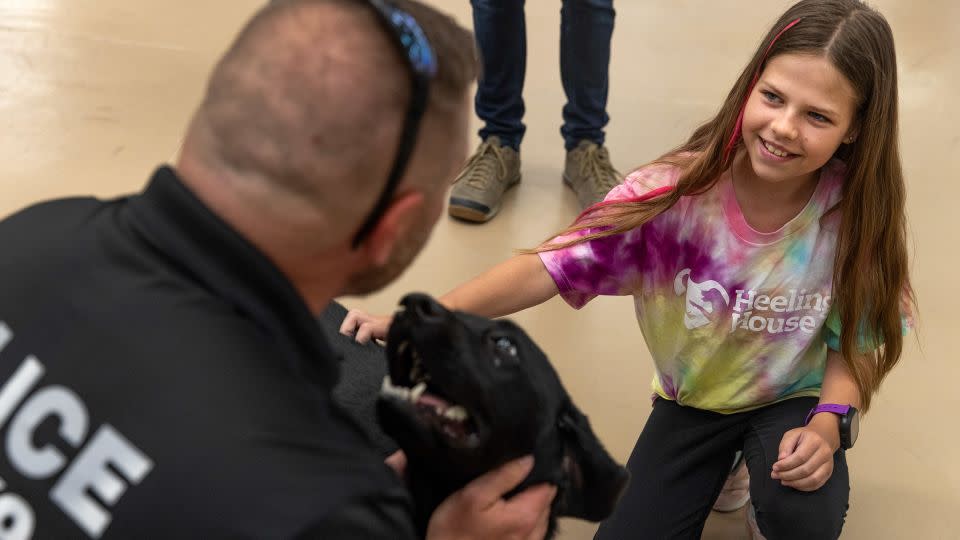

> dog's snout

[{"left": 408, "top": 295, "right": 444, "bottom": 322}]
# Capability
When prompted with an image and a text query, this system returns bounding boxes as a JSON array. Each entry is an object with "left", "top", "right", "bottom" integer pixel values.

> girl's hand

[
  {"left": 771, "top": 414, "right": 841, "bottom": 491},
  {"left": 339, "top": 309, "right": 392, "bottom": 343}
]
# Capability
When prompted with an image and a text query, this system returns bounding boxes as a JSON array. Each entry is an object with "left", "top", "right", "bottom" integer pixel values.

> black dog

[{"left": 378, "top": 293, "right": 629, "bottom": 537}]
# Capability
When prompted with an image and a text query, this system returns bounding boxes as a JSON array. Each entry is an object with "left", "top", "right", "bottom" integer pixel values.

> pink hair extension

[{"left": 722, "top": 18, "right": 803, "bottom": 163}]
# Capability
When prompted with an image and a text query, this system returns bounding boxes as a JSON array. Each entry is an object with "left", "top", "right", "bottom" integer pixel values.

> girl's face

[{"left": 741, "top": 53, "right": 860, "bottom": 187}]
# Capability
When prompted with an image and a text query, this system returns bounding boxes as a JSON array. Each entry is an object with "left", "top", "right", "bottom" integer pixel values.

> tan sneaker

[
  {"left": 448, "top": 136, "right": 521, "bottom": 223},
  {"left": 563, "top": 140, "right": 621, "bottom": 209},
  {"left": 713, "top": 457, "right": 751, "bottom": 512}
]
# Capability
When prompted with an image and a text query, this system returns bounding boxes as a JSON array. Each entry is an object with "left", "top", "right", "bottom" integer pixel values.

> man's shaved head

[
  {"left": 203, "top": 0, "right": 405, "bottom": 206},
  {"left": 179, "top": 0, "right": 477, "bottom": 250}
]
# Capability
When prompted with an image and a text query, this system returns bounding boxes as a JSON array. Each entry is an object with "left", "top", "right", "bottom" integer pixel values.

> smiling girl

[{"left": 341, "top": 1, "right": 914, "bottom": 537}]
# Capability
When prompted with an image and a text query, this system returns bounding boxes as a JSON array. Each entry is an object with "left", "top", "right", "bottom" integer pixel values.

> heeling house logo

[
  {"left": 675, "top": 268, "right": 831, "bottom": 334},
  {"left": 674, "top": 269, "right": 730, "bottom": 330}
]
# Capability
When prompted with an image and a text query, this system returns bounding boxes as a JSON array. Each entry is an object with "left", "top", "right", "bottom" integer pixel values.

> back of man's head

[{"left": 177, "top": 0, "right": 477, "bottom": 252}]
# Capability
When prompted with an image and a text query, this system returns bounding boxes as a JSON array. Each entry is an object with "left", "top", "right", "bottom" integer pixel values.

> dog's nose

[{"left": 408, "top": 295, "right": 444, "bottom": 322}]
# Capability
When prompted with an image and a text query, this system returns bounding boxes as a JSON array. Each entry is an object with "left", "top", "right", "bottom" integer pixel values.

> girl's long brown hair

[{"left": 533, "top": 0, "right": 913, "bottom": 411}]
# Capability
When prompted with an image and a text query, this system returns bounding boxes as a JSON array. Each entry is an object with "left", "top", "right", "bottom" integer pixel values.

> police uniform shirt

[{"left": 0, "top": 167, "right": 416, "bottom": 539}]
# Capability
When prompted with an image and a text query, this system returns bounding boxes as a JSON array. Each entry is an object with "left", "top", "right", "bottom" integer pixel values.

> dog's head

[{"left": 377, "top": 293, "right": 628, "bottom": 531}]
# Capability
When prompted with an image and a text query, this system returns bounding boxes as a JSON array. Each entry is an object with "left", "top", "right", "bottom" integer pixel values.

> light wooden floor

[{"left": 1, "top": 1, "right": 956, "bottom": 538}]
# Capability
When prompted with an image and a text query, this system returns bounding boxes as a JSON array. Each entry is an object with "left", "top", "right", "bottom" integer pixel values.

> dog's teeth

[
  {"left": 443, "top": 406, "right": 469, "bottom": 421},
  {"left": 410, "top": 382, "right": 427, "bottom": 402},
  {"left": 381, "top": 376, "right": 412, "bottom": 400}
]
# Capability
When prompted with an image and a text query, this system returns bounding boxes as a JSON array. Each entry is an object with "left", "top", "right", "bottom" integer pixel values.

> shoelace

[
  {"left": 460, "top": 140, "right": 509, "bottom": 189},
  {"left": 577, "top": 144, "right": 621, "bottom": 198}
]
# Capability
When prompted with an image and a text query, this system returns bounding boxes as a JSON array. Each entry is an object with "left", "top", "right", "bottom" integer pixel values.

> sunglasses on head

[{"left": 352, "top": 0, "right": 437, "bottom": 248}]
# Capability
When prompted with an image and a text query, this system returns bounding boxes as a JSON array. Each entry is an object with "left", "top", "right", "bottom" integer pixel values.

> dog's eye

[
  {"left": 492, "top": 337, "right": 518, "bottom": 367},
  {"left": 495, "top": 337, "right": 517, "bottom": 356}
]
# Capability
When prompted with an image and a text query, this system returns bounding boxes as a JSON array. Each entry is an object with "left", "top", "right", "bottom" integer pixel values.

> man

[
  {"left": 448, "top": 0, "right": 619, "bottom": 222},
  {"left": 0, "top": 0, "right": 554, "bottom": 537}
]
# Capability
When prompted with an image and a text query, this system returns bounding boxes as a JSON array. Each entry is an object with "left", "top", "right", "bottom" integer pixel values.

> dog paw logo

[{"left": 674, "top": 268, "right": 730, "bottom": 330}]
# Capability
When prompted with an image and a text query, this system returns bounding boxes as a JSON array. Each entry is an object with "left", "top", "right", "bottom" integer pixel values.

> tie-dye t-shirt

[{"left": 539, "top": 159, "right": 849, "bottom": 414}]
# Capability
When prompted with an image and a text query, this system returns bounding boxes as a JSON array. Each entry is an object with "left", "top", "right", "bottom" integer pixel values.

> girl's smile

[{"left": 758, "top": 136, "right": 799, "bottom": 161}]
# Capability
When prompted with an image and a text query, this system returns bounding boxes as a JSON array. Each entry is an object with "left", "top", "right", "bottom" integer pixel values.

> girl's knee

[{"left": 755, "top": 495, "right": 847, "bottom": 539}]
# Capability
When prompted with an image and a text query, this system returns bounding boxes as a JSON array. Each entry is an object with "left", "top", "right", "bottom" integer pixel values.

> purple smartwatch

[{"left": 805, "top": 404, "right": 859, "bottom": 450}]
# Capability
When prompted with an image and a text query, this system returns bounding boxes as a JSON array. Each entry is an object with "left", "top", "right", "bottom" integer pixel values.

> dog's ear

[{"left": 553, "top": 403, "right": 629, "bottom": 522}]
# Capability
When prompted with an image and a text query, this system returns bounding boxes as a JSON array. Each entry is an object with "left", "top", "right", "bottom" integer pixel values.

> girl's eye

[
  {"left": 808, "top": 111, "right": 831, "bottom": 124},
  {"left": 761, "top": 90, "right": 781, "bottom": 103}
]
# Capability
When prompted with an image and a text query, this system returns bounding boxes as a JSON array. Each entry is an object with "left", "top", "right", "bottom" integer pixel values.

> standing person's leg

[
  {"left": 743, "top": 397, "right": 850, "bottom": 539},
  {"left": 472, "top": 0, "right": 526, "bottom": 150},
  {"left": 559, "top": 0, "right": 619, "bottom": 209},
  {"left": 449, "top": 0, "right": 525, "bottom": 223},
  {"left": 594, "top": 399, "right": 745, "bottom": 540},
  {"left": 559, "top": 0, "right": 614, "bottom": 149}
]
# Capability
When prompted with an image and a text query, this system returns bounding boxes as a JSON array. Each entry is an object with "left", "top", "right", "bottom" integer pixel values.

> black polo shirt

[{"left": 0, "top": 167, "right": 416, "bottom": 539}]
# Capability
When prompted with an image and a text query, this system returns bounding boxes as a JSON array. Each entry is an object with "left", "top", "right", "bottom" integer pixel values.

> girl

[{"left": 341, "top": 0, "right": 914, "bottom": 537}]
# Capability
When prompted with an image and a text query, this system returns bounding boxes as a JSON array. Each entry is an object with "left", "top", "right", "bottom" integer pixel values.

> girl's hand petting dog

[
  {"left": 771, "top": 413, "right": 841, "bottom": 491},
  {"left": 340, "top": 308, "right": 392, "bottom": 344}
]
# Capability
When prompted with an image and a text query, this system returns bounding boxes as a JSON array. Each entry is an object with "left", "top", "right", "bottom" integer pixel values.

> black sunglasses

[{"left": 352, "top": 0, "right": 437, "bottom": 248}]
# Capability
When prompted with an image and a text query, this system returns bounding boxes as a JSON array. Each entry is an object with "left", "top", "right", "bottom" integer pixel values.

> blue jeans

[{"left": 471, "top": 0, "right": 615, "bottom": 151}]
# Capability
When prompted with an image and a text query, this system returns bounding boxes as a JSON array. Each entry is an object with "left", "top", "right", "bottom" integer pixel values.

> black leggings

[{"left": 595, "top": 397, "right": 849, "bottom": 539}]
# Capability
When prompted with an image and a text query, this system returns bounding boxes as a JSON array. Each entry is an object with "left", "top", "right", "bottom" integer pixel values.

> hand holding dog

[
  {"left": 427, "top": 456, "right": 557, "bottom": 540},
  {"left": 340, "top": 309, "right": 392, "bottom": 343},
  {"left": 771, "top": 414, "right": 840, "bottom": 491}
]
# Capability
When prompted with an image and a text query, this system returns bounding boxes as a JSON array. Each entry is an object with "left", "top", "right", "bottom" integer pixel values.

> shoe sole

[
  {"left": 448, "top": 174, "right": 521, "bottom": 223},
  {"left": 712, "top": 493, "right": 751, "bottom": 513}
]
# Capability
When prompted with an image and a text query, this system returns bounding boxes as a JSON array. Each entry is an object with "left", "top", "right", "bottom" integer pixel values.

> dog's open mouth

[{"left": 381, "top": 340, "right": 480, "bottom": 448}]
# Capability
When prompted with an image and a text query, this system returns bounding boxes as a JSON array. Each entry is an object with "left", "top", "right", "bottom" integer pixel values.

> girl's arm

[
  {"left": 340, "top": 254, "right": 559, "bottom": 343},
  {"left": 771, "top": 350, "right": 862, "bottom": 491},
  {"left": 808, "top": 350, "right": 862, "bottom": 451},
  {"left": 439, "top": 253, "right": 559, "bottom": 318}
]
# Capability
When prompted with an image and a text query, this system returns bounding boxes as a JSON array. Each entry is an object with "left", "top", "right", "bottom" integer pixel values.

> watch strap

[{"left": 804, "top": 403, "right": 851, "bottom": 425}]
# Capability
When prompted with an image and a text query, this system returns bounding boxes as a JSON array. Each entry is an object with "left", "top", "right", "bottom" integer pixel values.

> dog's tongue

[
  {"left": 417, "top": 393, "right": 450, "bottom": 409},
  {"left": 413, "top": 391, "right": 474, "bottom": 441}
]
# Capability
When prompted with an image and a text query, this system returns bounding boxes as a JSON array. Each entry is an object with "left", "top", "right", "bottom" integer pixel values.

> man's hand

[
  {"left": 385, "top": 450, "right": 406, "bottom": 478},
  {"left": 771, "top": 414, "right": 840, "bottom": 491},
  {"left": 339, "top": 309, "right": 392, "bottom": 344},
  {"left": 426, "top": 456, "right": 557, "bottom": 540}
]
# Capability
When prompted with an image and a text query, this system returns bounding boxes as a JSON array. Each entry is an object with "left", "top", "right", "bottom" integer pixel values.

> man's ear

[
  {"left": 554, "top": 403, "right": 630, "bottom": 522},
  {"left": 357, "top": 190, "right": 426, "bottom": 266}
]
